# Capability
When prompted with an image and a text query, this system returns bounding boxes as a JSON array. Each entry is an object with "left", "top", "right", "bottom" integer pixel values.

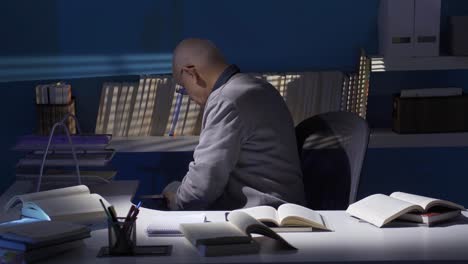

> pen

[
  {"left": 108, "top": 205, "right": 118, "bottom": 223},
  {"left": 99, "top": 199, "right": 111, "bottom": 219},
  {"left": 100, "top": 199, "right": 120, "bottom": 233}
]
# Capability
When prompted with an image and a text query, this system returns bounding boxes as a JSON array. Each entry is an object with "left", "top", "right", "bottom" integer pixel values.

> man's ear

[{"left": 185, "top": 66, "right": 207, "bottom": 88}]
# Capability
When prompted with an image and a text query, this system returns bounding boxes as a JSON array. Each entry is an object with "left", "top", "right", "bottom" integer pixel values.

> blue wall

[{"left": 1, "top": 0, "right": 468, "bottom": 206}]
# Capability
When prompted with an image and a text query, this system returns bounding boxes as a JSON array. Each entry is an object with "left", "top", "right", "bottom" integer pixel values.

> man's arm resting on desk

[{"left": 163, "top": 99, "right": 243, "bottom": 210}]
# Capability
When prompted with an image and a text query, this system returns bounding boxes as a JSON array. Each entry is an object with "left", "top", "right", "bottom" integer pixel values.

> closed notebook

[
  {"left": 1, "top": 239, "right": 84, "bottom": 263},
  {"left": 0, "top": 220, "right": 90, "bottom": 251},
  {"left": 180, "top": 211, "right": 296, "bottom": 257},
  {"left": 232, "top": 203, "right": 331, "bottom": 231},
  {"left": 146, "top": 213, "right": 206, "bottom": 236}
]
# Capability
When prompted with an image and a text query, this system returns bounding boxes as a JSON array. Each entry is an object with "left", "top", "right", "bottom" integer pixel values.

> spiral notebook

[{"left": 146, "top": 214, "right": 206, "bottom": 236}]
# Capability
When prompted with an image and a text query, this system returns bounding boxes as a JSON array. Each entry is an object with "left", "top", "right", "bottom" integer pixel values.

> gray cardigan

[{"left": 165, "top": 73, "right": 305, "bottom": 210}]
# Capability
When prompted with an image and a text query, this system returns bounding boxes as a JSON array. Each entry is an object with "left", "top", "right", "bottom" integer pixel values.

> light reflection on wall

[{"left": 0, "top": 54, "right": 173, "bottom": 83}]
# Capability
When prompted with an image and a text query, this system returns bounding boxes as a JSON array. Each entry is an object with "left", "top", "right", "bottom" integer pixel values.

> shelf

[
  {"left": 371, "top": 56, "right": 468, "bottom": 72},
  {"left": 110, "top": 131, "right": 468, "bottom": 152},
  {"left": 369, "top": 128, "right": 468, "bottom": 148},
  {"left": 110, "top": 136, "right": 200, "bottom": 152}
]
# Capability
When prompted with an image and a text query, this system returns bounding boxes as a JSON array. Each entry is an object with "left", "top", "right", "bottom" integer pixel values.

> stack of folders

[
  {"left": 13, "top": 134, "right": 116, "bottom": 188},
  {"left": 0, "top": 219, "right": 90, "bottom": 263}
]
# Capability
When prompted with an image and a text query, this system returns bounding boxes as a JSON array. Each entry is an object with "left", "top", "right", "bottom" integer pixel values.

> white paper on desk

[{"left": 146, "top": 213, "right": 206, "bottom": 236}]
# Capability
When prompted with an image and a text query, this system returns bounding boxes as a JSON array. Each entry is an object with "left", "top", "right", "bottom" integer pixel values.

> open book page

[
  {"left": 390, "top": 192, "right": 465, "bottom": 211},
  {"left": 180, "top": 222, "right": 251, "bottom": 246},
  {"left": 277, "top": 203, "right": 328, "bottom": 230},
  {"left": 231, "top": 206, "right": 279, "bottom": 226},
  {"left": 5, "top": 185, "right": 90, "bottom": 211},
  {"left": 228, "top": 211, "right": 296, "bottom": 250},
  {"left": 22, "top": 193, "right": 108, "bottom": 224},
  {"left": 346, "top": 194, "right": 423, "bottom": 227}
]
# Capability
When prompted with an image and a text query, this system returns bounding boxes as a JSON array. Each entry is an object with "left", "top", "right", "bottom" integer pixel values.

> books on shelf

[
  {"left": 35, "top": 82, "right": 75, "bottom": 136},
  {"left": 233, "top": 203, "right": 331, "bottom": 232},
  {"left": 0, "top": 220, "right": 89, "bottom": 263},
  {"left": 346, "top": 192, "right": 465, "bottom": 227},
  {"left": 35, "top": 82, "right": 72, "bottom": 105},
  {"left": 4, "top": 185, "right": 111, "bottom": 225},
  {"left": 180, "top": 211, "right": 296, "bottom": 257}
]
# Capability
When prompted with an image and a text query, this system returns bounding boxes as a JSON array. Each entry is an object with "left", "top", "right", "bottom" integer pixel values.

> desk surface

[
  {"left": 2, "top": 182, "right": 467, "bottom": 264},
  {"left": 39, "top": 208, "right": 468, "bottom": 264}
]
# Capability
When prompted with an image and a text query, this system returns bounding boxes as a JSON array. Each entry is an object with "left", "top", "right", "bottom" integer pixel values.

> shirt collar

[{"left": 211, "top": 64, "right": 240, "bottom": 93}]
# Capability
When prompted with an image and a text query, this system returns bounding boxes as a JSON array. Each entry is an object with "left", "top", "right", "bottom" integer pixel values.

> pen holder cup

[{"left": 108, "top": 217, "right": 136, "bottom": 255}]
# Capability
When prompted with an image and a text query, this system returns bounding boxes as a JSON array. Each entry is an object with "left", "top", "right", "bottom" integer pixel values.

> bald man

[{"left": 162, "top": 38, "right": 305, "bottom": 210}]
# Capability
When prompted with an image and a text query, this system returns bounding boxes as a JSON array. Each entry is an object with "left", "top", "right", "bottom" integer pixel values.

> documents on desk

[
  {"left": 347, "top": 192, "right": 466, "bottom": 227},
  {"left": 180, "top": 211, "right": 296, "bottom": 257},
  {"left": 4, "top": 185, "right": 111, "bottom": 225}
]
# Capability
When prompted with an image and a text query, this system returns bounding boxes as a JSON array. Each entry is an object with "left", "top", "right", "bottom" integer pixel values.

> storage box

[
  {"left": 379, "top": 0, "right": 441, "bottom": 57},
  {"left": 393, "top": 94, "right": 468, "bottom": 133},
  {"left": 379, "top": 0, "right": 415, "bottom": 57},
  {"left": 449, "top": 16, "right": 468, "bottom": 56},
  {"left": 413, "top": 0, "right": 441, "bottom": 57}
]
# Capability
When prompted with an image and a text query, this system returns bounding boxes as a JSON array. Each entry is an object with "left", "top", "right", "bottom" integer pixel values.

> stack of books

[
  {"left": 179, "top": 204, "right": 329, "bottom": 257},
  {"left": 180, "top": 211, "right": 297, "bottom": 257},
  {"left": 346, "top": 192, "right": 465, "bottom": 227},
  {"left": 13, "top": 134, "right": 116, "bottom": 190},
  {"left": 0, "top": 220, "right": 90, "bottom": 263}
]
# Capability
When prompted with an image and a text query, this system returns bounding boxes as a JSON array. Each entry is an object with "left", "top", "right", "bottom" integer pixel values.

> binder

[
  {"left": 379, "top": 0, "right": 415, "bottom": 57},
  {"left": 413, "top": 0, "right": 441, "bottom": 57}
]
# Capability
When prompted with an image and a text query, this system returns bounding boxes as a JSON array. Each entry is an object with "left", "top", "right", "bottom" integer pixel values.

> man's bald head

[
  {"left": 172, "top": 38, "right": 230, "bottom": 106},
  {"left": 172, "top": 38, "right": 227, "bottom": 83}
]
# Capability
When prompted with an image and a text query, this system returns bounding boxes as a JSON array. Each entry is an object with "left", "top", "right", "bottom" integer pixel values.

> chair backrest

[{"left": 295, "top": 111, "right": 370, "bottom": 210}]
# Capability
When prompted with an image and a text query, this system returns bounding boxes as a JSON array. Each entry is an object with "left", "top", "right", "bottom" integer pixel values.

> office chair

[{"left": 295, "top": 111, "right": 370, "bottom": 210}]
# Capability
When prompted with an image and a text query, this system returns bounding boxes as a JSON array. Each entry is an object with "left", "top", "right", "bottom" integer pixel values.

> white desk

[{"left": 37, "top": 207, "right": 468, "bottom": 264}]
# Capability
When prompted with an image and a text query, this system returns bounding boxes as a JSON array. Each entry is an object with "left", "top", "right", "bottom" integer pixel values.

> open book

[
  {"left": 4, "top": 185, "right": 110, "bottom": 225},
  {"left": 180, "top": 211, "right": 296, "bottom": 257},
  {"left": 232, "top": 203, "right": 330, "bottom": 231},
  {"left": 346, "top": 192, "right": 465, "bottom": 227}
]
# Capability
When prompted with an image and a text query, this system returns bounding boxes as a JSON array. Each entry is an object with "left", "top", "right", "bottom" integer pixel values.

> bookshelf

[
  {"left": 110, "top": 136, "right": 199, "bottom": 152},
  {"left": 369, "top": 129, "right": 468, "bottom": 148},
  {"left": 109, "top": 131, "right": 468, "bottom": 152},
  {"left": 371, "top": 56, "right": 468, "bottom": 72}
]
